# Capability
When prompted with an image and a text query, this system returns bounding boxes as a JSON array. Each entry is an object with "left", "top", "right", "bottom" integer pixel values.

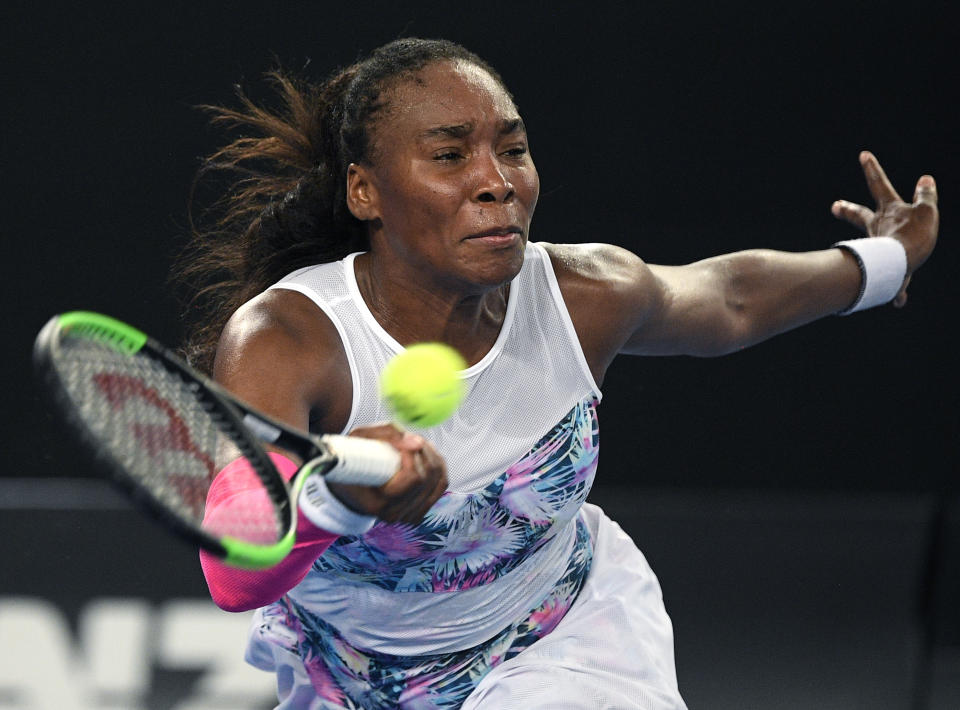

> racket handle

[{"left": 320, "top": 434, "right": 401, "bottom": 486}]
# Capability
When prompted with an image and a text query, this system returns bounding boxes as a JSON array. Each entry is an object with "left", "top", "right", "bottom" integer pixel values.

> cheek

[
  {"left": 381, "top": 170, "right": 465, "bottom": 227},
  {"left": 518, "top": 167, "right": 540, "bottom": 215}
]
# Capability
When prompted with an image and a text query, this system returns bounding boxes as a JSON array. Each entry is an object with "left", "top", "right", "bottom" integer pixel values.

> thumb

[
  {"left": 892, "top": 275, "right": 911, "bottom": 308},
  {"left": 394, "top": 431, "right": 426, "bottom": 452},
  {"left": 913, "top": 175, "right": 938, "bottom": 209}
]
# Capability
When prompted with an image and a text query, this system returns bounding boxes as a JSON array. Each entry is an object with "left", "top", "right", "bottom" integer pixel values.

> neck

[{"left": 354, "top": 252, "right": 510, "bottom": 365}]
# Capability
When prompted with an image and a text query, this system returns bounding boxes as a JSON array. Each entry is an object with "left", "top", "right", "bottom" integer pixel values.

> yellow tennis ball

[{"left": 380, "top": 343, "right": 466, "bottom": 427}]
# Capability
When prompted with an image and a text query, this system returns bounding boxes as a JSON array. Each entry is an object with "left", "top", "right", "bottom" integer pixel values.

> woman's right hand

[
  {"left": 212, "top": 293, "right": 447, "bottom": 526},
  {"left": 326, "top": 423, "right": 448, "bottom": 524}
]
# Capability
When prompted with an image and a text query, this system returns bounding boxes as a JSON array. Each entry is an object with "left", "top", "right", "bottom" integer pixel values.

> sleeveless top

[{"left": 267, "top": 241, "right": 602, "bottom": 655}]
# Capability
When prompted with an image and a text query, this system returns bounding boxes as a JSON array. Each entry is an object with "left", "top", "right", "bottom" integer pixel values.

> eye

[
  {"left": 502, "top": 145, "right": 528, "bottom": 159},
  {"left": 433, "top": 151, "right": 464, "bottom": 162}
]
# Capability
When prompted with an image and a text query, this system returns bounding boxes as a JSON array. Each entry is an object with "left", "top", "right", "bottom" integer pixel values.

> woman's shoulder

[
  {"left": 212, "top": 289, "right": 353, "bottom": 427},
  {"left": 217, "top": 289, "right": 335, "bottom": 360},
  {"left": 535, "top": 241, "right": 655, "bottom": 297},
  {"left": 533, "top": 241, "right": 663, "bottom": 383}
]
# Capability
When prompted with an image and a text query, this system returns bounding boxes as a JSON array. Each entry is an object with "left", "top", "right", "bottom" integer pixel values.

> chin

[{"left": 469, "top": 248, "right": 526, "bottom": 288}]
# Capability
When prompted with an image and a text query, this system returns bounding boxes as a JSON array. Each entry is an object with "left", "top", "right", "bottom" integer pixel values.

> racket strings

[{"left": 53, "top": 333, "right": 285, "bottom": 544}]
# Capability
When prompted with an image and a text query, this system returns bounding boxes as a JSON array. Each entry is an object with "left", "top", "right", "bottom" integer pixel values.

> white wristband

[
  {"left": 298, "top": 473, "right": 377, "bottom": 536},
  {"left": 833, "top": 237, "right": 907, "bottom": 315}
]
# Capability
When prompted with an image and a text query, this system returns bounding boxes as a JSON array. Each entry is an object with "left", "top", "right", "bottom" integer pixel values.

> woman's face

[{"left": 352, "top": 60, "right": 540, "bottom": 292}]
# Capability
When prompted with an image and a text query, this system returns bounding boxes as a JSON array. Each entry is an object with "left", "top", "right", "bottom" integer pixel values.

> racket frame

[{"left": 34, "top": 311, "right": 340, "bottom": 569}]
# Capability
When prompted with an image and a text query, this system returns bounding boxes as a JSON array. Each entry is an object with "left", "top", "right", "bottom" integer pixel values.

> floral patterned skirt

[{"left": 252, "top": 516, "right": 592, "bottom": 709}]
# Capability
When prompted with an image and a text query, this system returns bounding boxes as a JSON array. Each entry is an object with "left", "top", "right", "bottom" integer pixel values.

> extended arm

[
  {"left": 554, "top": 152, "right": 939, "bottom": 377},
  {"left": 629, "top": 246, "right": 863, "bottom": 356}
]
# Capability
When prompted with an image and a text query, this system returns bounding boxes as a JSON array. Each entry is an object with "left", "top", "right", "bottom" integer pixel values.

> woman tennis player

[{"left": 181, "top": 38, "right": 939, "bottom": 709}]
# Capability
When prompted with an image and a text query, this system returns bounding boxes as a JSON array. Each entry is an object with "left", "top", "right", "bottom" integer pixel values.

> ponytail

[{"left": 173, "top": 68, "right": 366, "bottom": 372}]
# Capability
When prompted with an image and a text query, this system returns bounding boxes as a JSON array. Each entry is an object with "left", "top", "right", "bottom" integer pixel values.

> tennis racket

[{"left": 34, "top": 311, "right": 400, "bottom": 569}]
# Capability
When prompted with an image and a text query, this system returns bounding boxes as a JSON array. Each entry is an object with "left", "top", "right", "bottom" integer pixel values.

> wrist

[
  {"left": 298, "top": 474, "right": 377, "bottom": 536},
  {"left": 833, "top": 237, "right": 907, "bottom": 315}
]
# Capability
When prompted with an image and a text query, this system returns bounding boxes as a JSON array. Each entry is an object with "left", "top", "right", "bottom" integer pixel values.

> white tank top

[{"left": 268, "top": 241, "right": 602, "bottom": 654}]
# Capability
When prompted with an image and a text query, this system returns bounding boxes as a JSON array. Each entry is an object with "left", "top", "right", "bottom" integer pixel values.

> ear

[{"left": 346, "top": 163, "right": 380, "bottom": 222}]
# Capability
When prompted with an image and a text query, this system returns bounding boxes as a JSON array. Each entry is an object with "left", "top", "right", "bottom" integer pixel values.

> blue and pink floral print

[
  {"left": 259, "top": 518, "right": 592, "bottom": 709},
  {"left": 313, "top": 396, "right": 600, "bottom": 593},
  {"left": 259, "top": 395, "right": 600, "bottom": 707}
]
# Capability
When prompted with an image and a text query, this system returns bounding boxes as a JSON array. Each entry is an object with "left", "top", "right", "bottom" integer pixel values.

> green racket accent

[
  {"left": 58, "top": 311, "right": 148, "bottom": 355},
  {"left": 221, "top": 528, "right": 296, "bottom": 569},
  {"left": 220, "top": 458, "right": 319, "bottom": 569}
]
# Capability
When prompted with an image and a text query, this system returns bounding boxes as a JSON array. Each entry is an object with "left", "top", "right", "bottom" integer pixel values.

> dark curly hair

[{"left": 173, "top": 38, "right": 509, "bottom": 372}]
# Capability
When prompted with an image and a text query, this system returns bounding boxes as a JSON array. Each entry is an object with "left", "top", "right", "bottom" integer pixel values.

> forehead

[{"left": 379, "top": 60, "right": 519, "bottom": 137}]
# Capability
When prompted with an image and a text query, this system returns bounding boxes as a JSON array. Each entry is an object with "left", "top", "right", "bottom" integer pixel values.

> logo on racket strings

[{"left": 93, "top": 372, "right": 216, "bottom": 517}]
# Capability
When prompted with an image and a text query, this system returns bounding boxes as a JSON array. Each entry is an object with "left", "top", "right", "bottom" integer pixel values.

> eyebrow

[
  {"left": 500, "top": 118, "right": 525, "bottom": 135},
  {"left": 419, "top": 118, "right": 526, "bottom": 140}
]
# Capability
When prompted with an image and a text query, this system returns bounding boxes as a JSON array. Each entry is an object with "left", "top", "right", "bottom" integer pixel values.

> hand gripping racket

[{"left": 33, "top": 311, "right": 400, "bottom": 569}]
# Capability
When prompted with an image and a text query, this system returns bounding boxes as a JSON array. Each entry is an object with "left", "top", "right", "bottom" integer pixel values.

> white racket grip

[{"left": 320, "top": 434, "right": 401, "bottom": 486}]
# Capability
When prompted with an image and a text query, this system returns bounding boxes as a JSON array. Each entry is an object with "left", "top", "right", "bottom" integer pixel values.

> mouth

[{"left": 465, "top": 225, "right": 524, "bottom": 245}]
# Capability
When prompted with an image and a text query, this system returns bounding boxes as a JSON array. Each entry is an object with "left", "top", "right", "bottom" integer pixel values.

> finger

[
  {"left": 383, "top": 435, "right": 441, "bottom": 486},
  {"left": 426, "top": 467, "right": 448, "bottom": 507},
  {"left": 893, "top": 275, "right": 911, "bottom": 308},
  {"left": 387, "top": 468, "right": 443, "bottom": 523},
  {"left": 416, "top": 441, "right": 445, "bottom": 476},
  {"left": 380, "top": 452, "right": 425, "bottom": 495},
  {"left": 394, "top": 431, "right": 426, "bottom": 453},
  {"left": 831, "top": 199, "right": 874, "bottom": 231},
  {"left": 913, "top": 174, "right": 938, "bottom": 209},
  {"left": 411, "top": 450, "right": 427, "bottom": 480},
  {"left": 860, "top": 151, "right": 903, "bottom": 206},
  {"left": 378, "top": 463, "right": 446, "bottom": 524},
  {"left": 350, "top": 422, "right": 405, "bottom": 444},
  {"left": 397, "top": 450, "right": 447, "bottom": 522},
  {"left": 405, "top": 472, "right": 449, "bottom": 523},
  {"left": 376, "top": 475, "right": 428, "bottom": 521},
  {"left": 418, "top": 447, "right": 448, "bottom": 497},
  {"left": 421, "top": 455, "right": 447, "bottom": 495}
]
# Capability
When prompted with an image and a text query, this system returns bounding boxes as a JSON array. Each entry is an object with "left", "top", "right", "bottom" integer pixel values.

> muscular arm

[
  {"left": 549, "top": 152, "right": 938, "bottom": 381},
  {"left": 200, "top": 289, "right": 447, "bottom": 610},
  {"left": 547, "top": 243, "right": 860, "bottom": 374},
  {"left": 627, "top": 247, "right": 863, "bottom": 356},
  {"left": 198, "top": 290, "right": 351, "bottom": 610}
]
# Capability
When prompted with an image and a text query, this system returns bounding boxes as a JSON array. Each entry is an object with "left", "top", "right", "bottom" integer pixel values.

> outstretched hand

[{"left": 831, "top": 151, "right": 939, "bottom": 307}]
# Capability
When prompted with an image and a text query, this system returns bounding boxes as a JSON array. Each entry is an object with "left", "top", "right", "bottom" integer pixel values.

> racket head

[{"left": 34, "top": 311, "right": 295, "bottom": 569}]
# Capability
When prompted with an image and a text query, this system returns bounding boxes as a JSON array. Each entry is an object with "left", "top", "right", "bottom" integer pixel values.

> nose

[{"left": 473, "top": 151, "right": 514, "bottom": 204}]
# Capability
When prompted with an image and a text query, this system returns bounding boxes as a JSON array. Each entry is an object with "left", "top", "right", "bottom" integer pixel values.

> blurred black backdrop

[{"left": 4, "top": 0, "right": 957, "bottom": 493}]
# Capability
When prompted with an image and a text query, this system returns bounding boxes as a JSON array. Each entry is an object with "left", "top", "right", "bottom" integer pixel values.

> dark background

[
  {"left": 2, "top": 1, "right": 958, "bottom": 708},
  {"left": 5, "top": 0, "right": 956, "bottom": 493}
]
